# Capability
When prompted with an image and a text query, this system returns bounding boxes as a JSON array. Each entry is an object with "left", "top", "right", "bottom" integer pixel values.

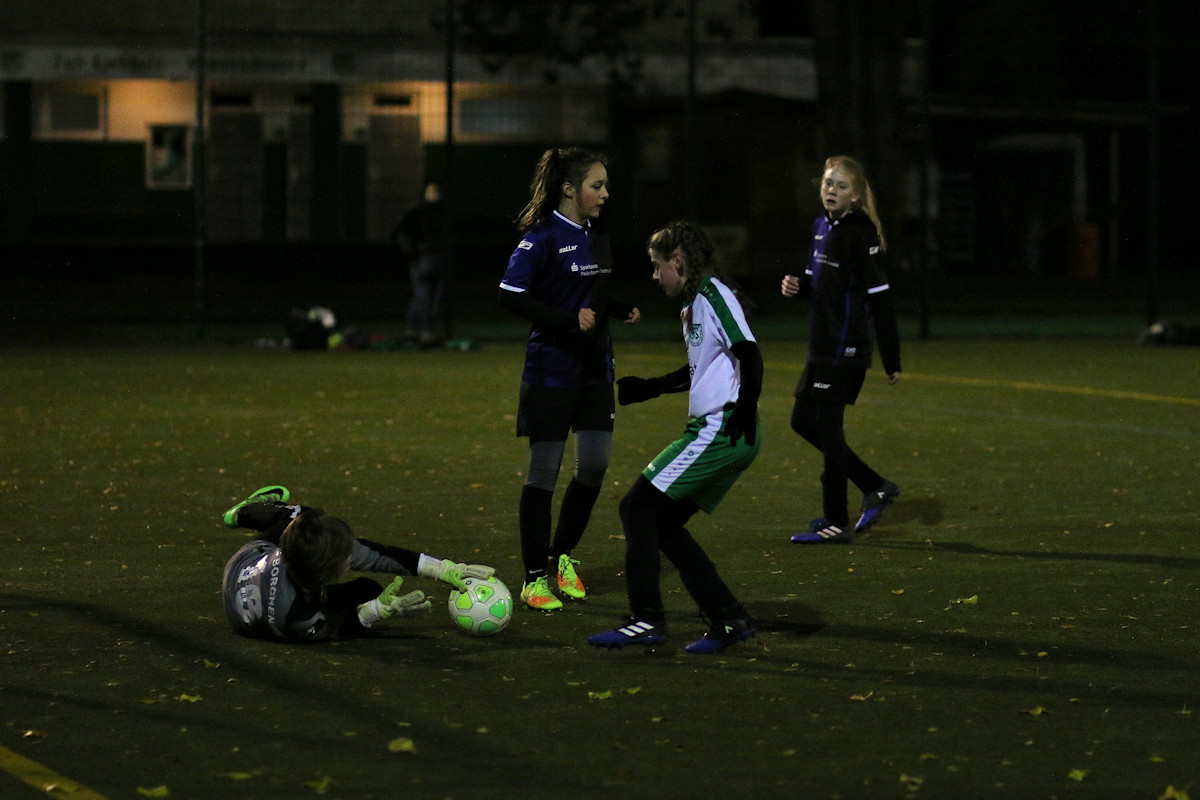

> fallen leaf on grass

[
  {"left": 1021, "top": 706, "right": 1050, "bottom": 716},
  {"left": 849, "top": 691, "right": 874, "bottom": 701},
  {"left": 177, "top": 694, "right": 201, "bottom": 703},
  {"left": 137, "top": 787, "right": 170, "bottom": 798},
  {"left": 588, "top": 690, "right": 613, "bottom": 700},
  {"left": 1160, "top": 786, "right": 1190, "bottom": 800},
  {"left": 42, "top": 782, "right": 80, "bottom": 794},
  {"left": 220, "top": 772, "right": 257, "bottom": 780},
  {"left": 951, "top": 595, "right": 978, "bottom": 605},
  {"left": 387, "top": 737, "right": 417, "bottom": 754},
  {"left": 304, "top": 775, "right": 335, "bottom": 794},
  {"left": 1068, "top": 769, "right": 1088, "bottom": 782}
]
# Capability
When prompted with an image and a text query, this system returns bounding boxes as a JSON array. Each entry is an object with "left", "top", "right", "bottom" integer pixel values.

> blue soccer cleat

[
  {"left": 790, "top": 518, "right": 853, "bottom": 544},
  {"left": 684, "top": 616, "right": 757, "bottom": 654},
  {"left": 588, "top": 618, "right": 667, "bottom": 649},
  {"left": 855, "top": 480, "right": 900, "bottom": 533}
]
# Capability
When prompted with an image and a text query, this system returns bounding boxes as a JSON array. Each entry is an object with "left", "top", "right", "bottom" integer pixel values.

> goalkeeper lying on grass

[{"left": 221, "top": 485, "right": 494, "bottom": 642}]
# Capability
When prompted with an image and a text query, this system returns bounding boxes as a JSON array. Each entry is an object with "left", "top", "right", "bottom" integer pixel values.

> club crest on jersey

[
  {"left": 688, "top": 323, "right": 703, "bottom": 346},
  {"left": 518, "top": 239, "right": 533, "bottom": 250}
]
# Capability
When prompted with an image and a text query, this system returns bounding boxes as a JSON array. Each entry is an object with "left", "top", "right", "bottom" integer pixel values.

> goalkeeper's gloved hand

[
  {"left": 418, "top": 556, "right": 495, "bottom": 592},
  {"left": 356, "top": 577, "right": 432, "bottom": 627},
  {"left": 616, "top": 376, "right": 661, "bottom": 406}
]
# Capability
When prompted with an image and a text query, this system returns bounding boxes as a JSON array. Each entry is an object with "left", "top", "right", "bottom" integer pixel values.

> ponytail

[{"left": 517, "top": 147, "right": 608, "bottom": 232}]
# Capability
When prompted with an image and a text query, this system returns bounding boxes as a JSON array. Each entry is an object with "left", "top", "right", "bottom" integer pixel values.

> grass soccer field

[{"left": 1, "top": 338, "right": 1197, "bottom": 800}]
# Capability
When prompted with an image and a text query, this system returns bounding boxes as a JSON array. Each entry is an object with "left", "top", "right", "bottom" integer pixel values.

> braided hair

[
  {"left": 517, "top": 147, "right": 608, "bottom": 233},
  {"left": 646, "top": 220, "right": 723, "bottom": 299}
]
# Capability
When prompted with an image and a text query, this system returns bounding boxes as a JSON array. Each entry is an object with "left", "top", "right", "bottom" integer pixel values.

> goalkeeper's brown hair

[{"left": 280, "top": 509, "right": 354, "bottom": 591}]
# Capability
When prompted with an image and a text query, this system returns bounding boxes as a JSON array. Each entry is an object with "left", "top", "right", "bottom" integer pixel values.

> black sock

[
  {"left": 550, "top": 478, "right": 602, "bottom": 558},
  {"left": 519, "top": 484, "right": 553, "bottom": 582}
]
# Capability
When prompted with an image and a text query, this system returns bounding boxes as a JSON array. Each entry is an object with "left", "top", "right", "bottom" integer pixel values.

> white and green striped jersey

[{"left": 683, "top": 276, "right": 755, "bottom": 419}]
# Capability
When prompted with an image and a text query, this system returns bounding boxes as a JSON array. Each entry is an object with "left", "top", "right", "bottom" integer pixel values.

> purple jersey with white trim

[
  {"left": 805, "top": 211, "right": 890, "bottom": 368},
  {"left": 499, "top": 211, "right": 615, "bottom": 387}
]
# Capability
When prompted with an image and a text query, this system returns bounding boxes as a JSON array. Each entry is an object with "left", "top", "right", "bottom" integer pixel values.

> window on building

[
  {"left": 458, "top": 95, "right": 559, "bottom": 139},
  {"left": 40, "top": 88, "right": 106, "bottom": 138}
]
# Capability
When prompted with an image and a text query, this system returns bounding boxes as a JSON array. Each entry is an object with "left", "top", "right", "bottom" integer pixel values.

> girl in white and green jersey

[{"left": 589, "top": 221, "right": 762, "bottom": 655}]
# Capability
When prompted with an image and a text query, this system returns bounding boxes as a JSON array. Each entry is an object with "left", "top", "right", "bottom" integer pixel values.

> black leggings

[
  {"left": 790, "top": 397, "right": 883, "bottom": 526},
  {"left": 618, "top": 476, "right": 744, "bottom": 622}
]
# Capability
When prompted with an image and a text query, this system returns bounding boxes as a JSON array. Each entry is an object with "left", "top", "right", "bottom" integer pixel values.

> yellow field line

[
  {"left": 901, "top": 372, "right": 1200, "bottom": 407},
  {"left": 0, "top": 745, "right": 110, "bottom": 799},
  {"left": 634, "top": 352, "right": 1200, "bottom": 408}
]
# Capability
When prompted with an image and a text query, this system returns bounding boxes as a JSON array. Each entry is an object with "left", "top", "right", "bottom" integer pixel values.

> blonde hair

[
  {"left": 517, "top": 147, "right": 608, "bottom": 233},
  {"left": 823, "top": 155, "right": 887, "bottom": 251}
]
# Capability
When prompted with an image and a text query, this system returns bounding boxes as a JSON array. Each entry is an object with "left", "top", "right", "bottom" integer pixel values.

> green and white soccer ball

[{"left": 448, "top": 576, "right": 513, "bottom": 636}]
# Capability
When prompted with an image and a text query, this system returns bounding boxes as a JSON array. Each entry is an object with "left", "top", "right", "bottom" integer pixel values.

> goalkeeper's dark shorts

[{"left": 516, "top": 381, "right": 615, "bottom": 442}]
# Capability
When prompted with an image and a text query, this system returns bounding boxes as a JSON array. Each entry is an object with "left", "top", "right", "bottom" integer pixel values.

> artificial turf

[{"left": 1, "top": 338, "right": 1197, "bottom": 799}]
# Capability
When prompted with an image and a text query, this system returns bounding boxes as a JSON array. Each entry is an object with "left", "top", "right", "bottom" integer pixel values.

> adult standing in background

[{"left": 394, "top": 180, "right": 446, "bottom": 348}]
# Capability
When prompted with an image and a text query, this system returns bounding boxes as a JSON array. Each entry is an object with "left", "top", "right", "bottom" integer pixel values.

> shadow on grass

[
  {"left": 0, "top": 591, "right": 573, "bottom": 793},
  {"left": 874, "top": 496, "right": 946, "bottom": 528},
  {"left": 871, "top": 539, "right": 1200, "bottom": 570}
]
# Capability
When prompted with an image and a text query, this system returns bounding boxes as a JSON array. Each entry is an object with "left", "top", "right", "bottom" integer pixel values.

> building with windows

[{"left": 1, "top": 1, "right": 1190, "bottom": 324}]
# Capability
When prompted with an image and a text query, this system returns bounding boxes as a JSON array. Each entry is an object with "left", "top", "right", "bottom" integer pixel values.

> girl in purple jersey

[
  {"left": 782, "top": 156, "right": 903, "bottom": 544},
  {"left": 498, "top": 148, "right": 640, "bottom": 610}
]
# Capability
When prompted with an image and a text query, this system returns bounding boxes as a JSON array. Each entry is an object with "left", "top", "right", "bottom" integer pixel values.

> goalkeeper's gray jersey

[{"left": 221, "top": 504, "right": 415, "bottom": 641}]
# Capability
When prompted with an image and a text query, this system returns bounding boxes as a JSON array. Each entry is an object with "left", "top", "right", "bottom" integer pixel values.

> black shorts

[
  {"left": 517, "top": 381, "right": 615, "bottom": 442},
  {"left": 794, "top": 362, "right": 868, "bottom": 406}
]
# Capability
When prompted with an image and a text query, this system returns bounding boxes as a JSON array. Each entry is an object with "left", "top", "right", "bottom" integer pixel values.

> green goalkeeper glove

[
  {"left": 356, "top": 577, "right": 432, "bottom": 627},
  {"left": 417, "top": 556, "right": 496, "bottom": 592}
]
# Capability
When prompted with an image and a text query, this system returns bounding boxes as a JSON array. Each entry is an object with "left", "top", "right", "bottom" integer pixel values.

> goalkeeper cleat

[
  {"left": 855, "top": 480, "right": 900, "bottom": 532},
  {"left": 223, "top": 485, "right": 290, "bottom": 528},
  {"left": 587, "top": 618, "right": 667, "bottom": 649},
  {"left": 684, "top": 615, "right": 756, "bottom": 654},
  {"left": 556, "top": 554, "right": 587, "bottom": 599},
  {"left": 520, "top": 576, "right": 563, "bottom": 611},
  {"left": 790, "top": 518, "right": 853, "bottom": 544}
]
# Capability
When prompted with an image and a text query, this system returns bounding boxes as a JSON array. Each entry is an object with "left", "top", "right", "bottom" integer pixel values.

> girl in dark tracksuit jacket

[{"left": 781, "top": 155, "right": 902, "bottom": 544}]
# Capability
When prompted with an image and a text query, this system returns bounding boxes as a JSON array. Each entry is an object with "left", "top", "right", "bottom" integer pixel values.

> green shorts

[{"left": 643, "top": 408, "right": 761, "bottom": 513}]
